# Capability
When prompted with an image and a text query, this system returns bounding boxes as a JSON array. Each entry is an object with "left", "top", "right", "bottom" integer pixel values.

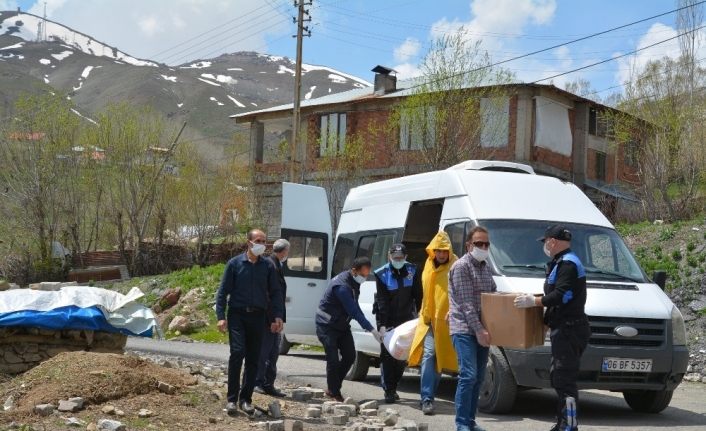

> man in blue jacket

[
  {"left": 316, "top": 256, "right": 383, "bottom": 402},
  {"left": 216, "top": 229, "right": 283, "bottom": 416}
]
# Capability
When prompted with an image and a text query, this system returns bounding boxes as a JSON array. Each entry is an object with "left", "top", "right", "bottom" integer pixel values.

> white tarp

[
  {"left": 382, "top": 318, "right": 418, "bottom": 360},
  {"left": 535, "top": 96, "right": 573, "bottom": 156},
  {"left": 0, "top": 286, "right": 156, "bottom": 336}
]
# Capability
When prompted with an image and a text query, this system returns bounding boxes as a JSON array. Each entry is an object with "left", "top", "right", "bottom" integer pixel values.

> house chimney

[{"left": 372, "top": 65, "right": 397, "bottom": 95}]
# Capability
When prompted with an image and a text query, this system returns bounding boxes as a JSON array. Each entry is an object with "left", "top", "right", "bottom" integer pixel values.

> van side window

[
  {"left": 286, "top": 236, "right": 325, "bottom": 275},
  {"left": 357, "top": 234, "right": 396, "bottom": 268},
  {"left": 332, "top": 235, "right": 355, "bottom": 275},
  {"left": 444, "top": 222, "right": 469, "bottom": 257}
]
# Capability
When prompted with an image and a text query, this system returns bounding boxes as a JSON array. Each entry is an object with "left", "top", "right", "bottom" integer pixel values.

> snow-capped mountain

[{"left": 0, "top": 10, "right": 371, "bottom": 159}]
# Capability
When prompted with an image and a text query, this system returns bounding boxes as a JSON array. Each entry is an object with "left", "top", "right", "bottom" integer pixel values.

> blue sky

[{"left": 4, "top": 0, "right": 692, "bottom": 100}]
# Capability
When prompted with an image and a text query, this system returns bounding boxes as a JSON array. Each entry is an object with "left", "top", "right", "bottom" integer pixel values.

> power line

[
  {"left": 404, "top": 2, "right": 705, "bottom": 92},
  {"left": 531, "top": 24, "right": 705, "bottom": 84}
]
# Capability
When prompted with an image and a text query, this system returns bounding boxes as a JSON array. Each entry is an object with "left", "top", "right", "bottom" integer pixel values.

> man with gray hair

[{"left": 253, "top": 238, "right": 290, "bottom": 397}]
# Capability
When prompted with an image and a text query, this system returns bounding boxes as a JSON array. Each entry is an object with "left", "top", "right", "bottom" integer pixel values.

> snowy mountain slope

[{"left": 0, "top": 10, "right": 371, "bottom": 160}]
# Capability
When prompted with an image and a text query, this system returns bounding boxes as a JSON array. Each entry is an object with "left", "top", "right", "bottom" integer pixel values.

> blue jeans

[
  {"left": 420, "top": 330, "right": 441, "bottom": 403},
  {"left": 452, "top": 333, "right": 489, "bottom": 430}
]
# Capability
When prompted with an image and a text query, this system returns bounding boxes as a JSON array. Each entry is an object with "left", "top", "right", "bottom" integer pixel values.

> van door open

[{"left": 280, "top": 182, "right": 333, "bottom": 341}]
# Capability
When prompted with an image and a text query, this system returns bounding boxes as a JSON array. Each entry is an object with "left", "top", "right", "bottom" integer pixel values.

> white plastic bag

[{"left": 382, "top": 318, "right": 418, "bottom": 360}]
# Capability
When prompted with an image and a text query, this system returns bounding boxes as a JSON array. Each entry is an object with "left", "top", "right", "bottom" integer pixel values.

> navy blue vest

[{"left": 316, "top": 270, "right": 359, "bottom": 331}]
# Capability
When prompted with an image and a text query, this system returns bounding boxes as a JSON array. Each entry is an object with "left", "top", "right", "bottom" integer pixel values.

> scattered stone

[
  {"left": 58, "top": 399, "right": 82, "bottom": 412},
  {"left": 310, "top": 388, "right": 326, "bottom": 398},
  {"left": 65, "top": 417, "right": 85, "bottom": 427},
  {"left": 398, "top": 419, "right": 418, "bottom": 431},
  {"left": 284, "top": 419, "right": 304, "bottom": 431},
  {"left": 269, "top": 420, "right": 286, "bottom": 431},
  {"left": 344, "top": 397, "right": 359, "bottom": 406},
  {"left": 327, "top": 414, "right": 348, "bottom": 425},
  {"left": 97, "top": 419, "right": 126, "bottom": 431},
  {"left": 291, "top": 389, "right": 314, "bottom": 402},
  {"left": 209, "top": 390, "right": 223, "bottom": 401},
  {"left": 684, "top": 373, "right": 702, "bottom": 382},
  {"left": 115, "top": 409, "right": 125, "bottom": 417},
  {"left": 335, "top": 404, "right": 357, "bottom": 417},
  {"left": 87, "top": 424, "right": 98, "bottom": 431},
  {"left": 361, "top": 409, "right": 378, "bottom": 417},
  {"left": 269, "top": 400, "right": 282, "bottom": 419},
  {"left": 4, "top": 395, "right": 14, "bottom": 411},
  {"left": 418, "top": 423, "right": 429, "bottom": 431},
  {"left": 138, "top": 409, "right": 154, "bottom": 418},
  {"left": 33, "top": 403, "right": 55, "bottom": 416},
  {"left": 101, "top": 405, "right": 116, "bottom": 415},
  {"left": 322, "top": 401, "right": 338, "bottom": 414},
  {"left": 208, "top": 417, "right": 217, "bottom": 424},
  {"left": 305, "top": 407, "right": 322, "bottom": 418},
  {"left": 157, "top": 381, "right": 176, "bottom": 394},
  {"left": 360, "top": 400, "right": 378, "bottom": 410},
  {"left": 68, "top": 397, "right": 85, "bottom": 409},
  {"left": 689, "top": 299, "right": 706, "bottom": 313},
  {"left": 383, "top": 412, "right": 399, "bottom": 426},
  {"left": 168, "top": 315, "right": 190, "bottom": 332}
]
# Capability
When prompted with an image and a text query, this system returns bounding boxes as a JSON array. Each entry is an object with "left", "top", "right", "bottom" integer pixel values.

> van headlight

[{"left": 671, "top": 306, "right": 687, "bottom": 346}]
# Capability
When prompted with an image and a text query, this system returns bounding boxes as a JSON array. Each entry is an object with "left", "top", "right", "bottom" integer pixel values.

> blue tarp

[{"left": 0, "top": 305, "right": 153, "bottom": 337}]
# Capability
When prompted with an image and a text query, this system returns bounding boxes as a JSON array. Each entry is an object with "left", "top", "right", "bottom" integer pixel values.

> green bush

[
  {"left": 687, "top": 241, "right": 696, "bottom": 253},
  {"left": 698, "top": 253, "right": 706, "bottom": 263},
  {"left": 672, "top": 250, "right": 683, "bottom": 261},
  {"left": 687, "top": 256, "right": 698, "bottom": 268},
  {"left": 659, "top": 227, "right": 676, "bottom": 241}
]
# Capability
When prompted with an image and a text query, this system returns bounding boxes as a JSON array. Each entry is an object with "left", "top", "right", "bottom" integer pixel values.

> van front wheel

[
  {"left": 478, "top": 347, "right": 517, "bottom": 414},
  {"left": 623, "top": 390, "right": 673, "bottom": 413},
  {"left": 345, "top": 351, "right": 370, "bottom": 381}
]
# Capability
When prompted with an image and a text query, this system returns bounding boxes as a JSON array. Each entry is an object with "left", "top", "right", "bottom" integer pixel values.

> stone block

[
  {"left": 267, "top": 420, "right": 284, "bottom": 431},
  {"left": 360, "top": 409, "right": 378, "bottom": 417},
  {"left": 284, "top": 419, "right": 304, "bottom": 431},
  {"left": 327, "top": 414, "right": 348, "bottom": 425},
  {"left": 157, "top": 381, "right": 176, "bottom": 394},
  {"left": 33, "top": 403, "right": 55, "bottom": 416},
  {"left": 335, "top": 404, "right": 357, "bottom": 417},
  {"left": 359, "top": 400, "right": 378, "bottom": 410},
  {"left": 97, "top": 419, "right": 126, "bottom": 431},
  {"left": 58, "top": 399, "right": 81, "bottom": 412},
  {"left": 305, "top": 407, "right": 321, "bottom": 418}
]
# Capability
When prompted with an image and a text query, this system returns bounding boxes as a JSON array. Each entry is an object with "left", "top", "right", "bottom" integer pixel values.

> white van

[{"left": 278, "top": 160, "right": 688, "bottom": 414}]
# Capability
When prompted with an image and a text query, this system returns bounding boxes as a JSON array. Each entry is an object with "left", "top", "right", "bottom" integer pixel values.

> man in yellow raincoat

[{"left": 408, "top": 231, "right": 458, "bottom": 415}]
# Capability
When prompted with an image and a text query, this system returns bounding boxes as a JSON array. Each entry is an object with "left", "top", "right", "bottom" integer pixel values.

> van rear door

[{"left": 280, "top": 182, "right": 333, "bottom": 338}]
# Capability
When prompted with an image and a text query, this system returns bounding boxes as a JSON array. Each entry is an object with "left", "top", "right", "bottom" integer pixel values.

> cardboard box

[{"left": 481, "top": 292, "right": 545, "bottom": 349}]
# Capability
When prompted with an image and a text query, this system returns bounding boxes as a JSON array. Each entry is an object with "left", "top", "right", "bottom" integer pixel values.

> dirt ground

[{"left": 0, "top": 351, "right": 339, "bottom": 430}]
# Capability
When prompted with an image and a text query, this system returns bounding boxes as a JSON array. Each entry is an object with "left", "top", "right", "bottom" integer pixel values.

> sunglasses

[{"left": 472, "top": 241, "right": 491, "bottom": 248}]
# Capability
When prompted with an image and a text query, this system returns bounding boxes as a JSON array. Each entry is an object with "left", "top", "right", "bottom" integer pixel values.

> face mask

[
  {"left": 391, "top": 260, "right": 405, "bottom": 270},
  {"left": 543, "top": 241, "right": 552, "bottom": 258},
  {"left": 279, "top": 257, "right": 288, "bottom": 264},
  {"left": 250, "top": 242, "right": 266, "bottom": 256},
  {"left": 470, "top": 247, "right": 489, "bottom": 262},
  {"left": 353, "top": 274, "right": 367, "bottom": 284}
]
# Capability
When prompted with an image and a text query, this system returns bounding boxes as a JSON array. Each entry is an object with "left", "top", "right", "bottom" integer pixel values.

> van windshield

[{"left": 481, "top": 220, "right": 647, "bottom": 283}]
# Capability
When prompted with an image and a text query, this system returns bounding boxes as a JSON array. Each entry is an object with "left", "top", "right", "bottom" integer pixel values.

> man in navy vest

[
  {"left": 316, "top": 256, "right": 383, "bottom": 402},
  {"left": 374, "top": 243, "right": 422, "bottom": 403},
  {"left": 515, "top": 225, "right": 591, "bottom": 431},
  {"left": 216, "top": 229, "right": 283, "bottom": 416}
]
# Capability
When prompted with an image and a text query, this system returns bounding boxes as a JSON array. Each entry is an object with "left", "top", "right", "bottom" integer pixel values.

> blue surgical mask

[
  {"left": 391, "top": 260, "right": 405, "bottom": 270},
  {"left": 353, "top": 274, "right": 367, "bottom": 284}
]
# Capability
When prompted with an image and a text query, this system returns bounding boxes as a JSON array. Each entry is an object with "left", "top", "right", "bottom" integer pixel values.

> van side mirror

[{"left": 653, "top": 270, "right": 667, "bottom": 291}]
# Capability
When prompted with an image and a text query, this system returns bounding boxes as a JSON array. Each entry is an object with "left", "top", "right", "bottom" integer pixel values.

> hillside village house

[{"left": 232, "top": 66, "right": 642, "bottom": 235}]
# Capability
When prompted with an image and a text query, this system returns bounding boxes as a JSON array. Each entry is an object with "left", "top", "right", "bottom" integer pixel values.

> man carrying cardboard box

[
  {"left": 448, "top": 226, "right": 496, "bottom": 431},
  {"left": 514, "top": 225, "right": 591, "bottom": 431}
]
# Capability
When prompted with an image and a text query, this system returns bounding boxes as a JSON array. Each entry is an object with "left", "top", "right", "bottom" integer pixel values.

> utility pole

[{"left": 290, "top": 0, "right": 311, "bottom": 183}]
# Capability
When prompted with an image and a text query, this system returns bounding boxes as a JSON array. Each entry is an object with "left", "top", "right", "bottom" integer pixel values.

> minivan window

[
  {"left": 357, "top": 234, "right": 396, "bottom": 269},
  {"left": 332, "top": 235, "right": 355, "bottom": 275},
  {"left": 444, "top": 221, "right": 470, "bottom": 258},
  {"left": 481, "top": 220, "right": 646, "bottom": 283},
  {"left": 287, "top": 236, "right": 324, "bottom": 274}
]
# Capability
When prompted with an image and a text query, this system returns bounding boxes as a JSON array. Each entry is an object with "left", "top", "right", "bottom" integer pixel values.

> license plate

[{"left": 602, "top": 357, "right": 653, "bottom": 372}]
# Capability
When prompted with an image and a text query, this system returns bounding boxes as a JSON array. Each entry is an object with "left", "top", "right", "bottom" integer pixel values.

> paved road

[{"left": 127, "top": 337, "right": 706, "bottom": 431}]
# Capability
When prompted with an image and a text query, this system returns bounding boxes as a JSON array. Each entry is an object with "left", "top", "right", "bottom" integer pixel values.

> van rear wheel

[
  {"left": 623, "top": 390, "right": 673, "bottom": 413},
  {"left": 478, "top": 347, "right": 517, "bottom": 414},
  {"left": 345, "top": 351, "right": 370, "bottom": 381}
]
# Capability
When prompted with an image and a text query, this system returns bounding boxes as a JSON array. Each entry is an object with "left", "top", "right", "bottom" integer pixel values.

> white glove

[
  {"left": 514, "top": 294, "right": 537, "bottom": 308},
  {"left": 371, "top": 329, "right": 383, "bottom": 344},
  {"left": 379, "top": 326, "right": 388, "bottom": 338}
]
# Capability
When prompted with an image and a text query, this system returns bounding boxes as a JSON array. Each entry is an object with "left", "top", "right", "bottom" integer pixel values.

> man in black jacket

[
  {"left": 254, "top": 238, "right": 290, "bottom": 397},
  {"left": 374, "top": 243, "right": 422, "bottom": 403},
  {"left": 514, "top": 225, "right": 591, "bottom": 431},
  {"left": 216, "top": 229, "right": 283, "bottom": 416}
]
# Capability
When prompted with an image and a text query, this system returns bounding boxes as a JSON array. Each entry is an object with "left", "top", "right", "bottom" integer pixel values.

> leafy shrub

[
  {"left": 672, "top": 250, "right": 683, "bottom": 261},
  {"left": 659, "top": 227, "right": 676, "bottom": 241}
]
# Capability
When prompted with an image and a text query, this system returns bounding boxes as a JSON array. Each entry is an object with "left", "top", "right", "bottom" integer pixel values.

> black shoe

[
  {"left": 394, "top": 392, "right": 400, "bottom": 401},
  {"left": 384, "top": 390, "right": 397, "bottom": 404},
  {"left": 253, "top": 386, "right": 266, "bottom": 395},
  {"left": 239, "top": 401, "right": 255, "bottom": 415},
  {"left": 225, "top": 402, "right": 238, "bottom": 416},
  {"left": 325, "top": 390, "right": 344, "bottom": 402},
  {"left": 263, "top": 387, "right": 286, "bottom": 397}
]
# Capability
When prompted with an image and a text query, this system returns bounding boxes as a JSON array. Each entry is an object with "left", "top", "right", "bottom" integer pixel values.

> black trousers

[
  {"left": 380, "top": 343, "right": 406, "bottom": 392},
  {"left": 316, "top": 323, "right": 355, "bottom": 397},
  {"left": 254, "top": 326, "right": 281, "bottom": 389},
  {"left": 549, "top": 319, "right": 591, "bottom": 428},
  {"left": 227, "top": 309, "right": 266, "bottom": 403}
]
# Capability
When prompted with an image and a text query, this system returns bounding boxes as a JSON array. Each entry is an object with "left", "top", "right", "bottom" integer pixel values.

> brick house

[{"left": 233, "top": 67, "right": 642, "bottom": 235}]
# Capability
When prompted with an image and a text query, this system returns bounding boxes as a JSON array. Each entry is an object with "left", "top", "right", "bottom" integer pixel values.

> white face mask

[
  {"left": 279, "top": 256, "right": 288, "bottom": 264},
  {"left": 391, "top": 260, "right": 405, "bottom": 270},
  {"left": 353, "top": 274, "right": 367, "bottom": 284},
  {"left": 470, "top": 247, "right": 489, "bottom": 262},
  {"left": 250, "top": 242, "right": 266, "bottom": 256},
  {"left": 543, "top": 241, "right": 552, "bottom": 258}
]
